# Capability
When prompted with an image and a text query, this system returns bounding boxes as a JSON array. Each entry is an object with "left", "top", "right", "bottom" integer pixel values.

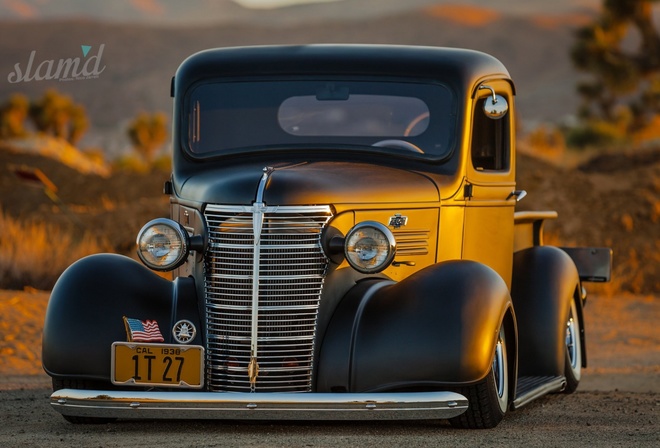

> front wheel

[
  {"left": 563, "top": 299, "right": 582, "bottom": 393},
  {"left": 449, "top": 324, "right": 509, "bottom": 429}
]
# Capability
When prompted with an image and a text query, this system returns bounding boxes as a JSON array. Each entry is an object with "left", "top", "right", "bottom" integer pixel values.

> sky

[{"left": 234, "top": 0, "right": 340, "bottom": 8}]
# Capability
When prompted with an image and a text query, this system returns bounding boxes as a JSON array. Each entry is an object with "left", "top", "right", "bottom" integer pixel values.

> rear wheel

[
  {"left": 52, "top": 379, "right": 117, "bottom": 424},
  {"left": 449, "top": 324, "right": 509, "bottom": 429},
  {"left": 563, "top": 299, "right": 582, "bottom": 393}
]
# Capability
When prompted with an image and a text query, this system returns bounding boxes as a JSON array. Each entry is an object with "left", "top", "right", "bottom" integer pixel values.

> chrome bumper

[{"left": 50, "top": 390, "right": 468, "bottom": 421}]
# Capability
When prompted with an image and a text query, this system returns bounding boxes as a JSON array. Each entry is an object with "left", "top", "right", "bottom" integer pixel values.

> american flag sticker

[{"left": 123, "top": 316, "right": 165, "bottom": 342}]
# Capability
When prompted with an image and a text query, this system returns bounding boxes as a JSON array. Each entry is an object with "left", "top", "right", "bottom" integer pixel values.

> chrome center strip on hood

[{"left": 248, "top": 167, "right": 275, "bottom": 390}]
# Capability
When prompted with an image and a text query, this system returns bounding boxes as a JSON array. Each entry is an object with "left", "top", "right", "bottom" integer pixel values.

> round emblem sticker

[{"left": 172, "top": 320, "right": 196, "bottom": 344}]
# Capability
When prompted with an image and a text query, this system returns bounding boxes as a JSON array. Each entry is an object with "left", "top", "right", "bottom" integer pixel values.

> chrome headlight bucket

[
  {"left": 344, "top": 221, "right": 396, "bottom": 274},
  {"left": 136, "top": 218, "right": 189, "bottom": 271}
]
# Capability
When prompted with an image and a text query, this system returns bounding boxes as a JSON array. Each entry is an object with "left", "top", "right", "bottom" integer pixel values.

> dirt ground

[{"left": 0, "top": 289, "right": 657, "bottom": 446}]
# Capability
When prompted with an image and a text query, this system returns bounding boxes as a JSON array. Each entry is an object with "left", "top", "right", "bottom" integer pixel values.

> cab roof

[{"left": 173, "top": 44, "right": 513, "bottom": 97}]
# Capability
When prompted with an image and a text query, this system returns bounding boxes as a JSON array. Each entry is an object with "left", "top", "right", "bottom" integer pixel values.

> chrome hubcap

[
  {"left": 565, "top": 300, "right": 581, "bottom": 382},
  {"left": 493, "top": 340, "right": 505, "bottom": 398},
  {"left": 566, "top": 316, "right": 578, "bottom": 369}
]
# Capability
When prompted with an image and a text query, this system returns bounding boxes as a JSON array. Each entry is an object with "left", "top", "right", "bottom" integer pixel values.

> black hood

[{"left": 175, "top": 161, "right": 439, "bottom": 205}]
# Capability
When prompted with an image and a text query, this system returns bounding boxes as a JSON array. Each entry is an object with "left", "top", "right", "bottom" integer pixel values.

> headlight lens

[
  {"left": 136, "top": 218, "right": 189, "bottom": 271},
  {"left": 344, "top": 221, "right": 396, "bottom": 273}
]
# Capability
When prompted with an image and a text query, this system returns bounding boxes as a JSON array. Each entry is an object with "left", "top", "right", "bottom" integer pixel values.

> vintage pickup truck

[{"left": 43, "top": 45, "right": 611, "bottom": 429}]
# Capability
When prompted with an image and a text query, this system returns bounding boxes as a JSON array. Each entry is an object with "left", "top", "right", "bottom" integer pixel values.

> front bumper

[{"left": 50, "top": 390, "right": 468, "bottom": 421}]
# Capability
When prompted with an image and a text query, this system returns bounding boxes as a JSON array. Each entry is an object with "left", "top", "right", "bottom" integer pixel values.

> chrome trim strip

[
  {"left": 210, "top": 243, "right": 328, "bottom": 250},
  {"left": 250, "top": 167, "right": 274, "bottom": 388},
  {"left": 512, "top": 376, "right": 566, "bottom": 409},
  {"left": 255, "top": 166, "right": 273, "bottom": 204},
  {"left": 50, "top": 390, "right": 468, "bottom": 421},
  {"left": 250, "top": 203, "right": 265, "bottom": 386},
  {"left": 205, "top": 204, "right": 332, "bottom": 215}
]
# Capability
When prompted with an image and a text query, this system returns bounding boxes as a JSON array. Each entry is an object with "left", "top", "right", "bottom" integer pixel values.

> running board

[{"left": 512, "top": 376, "right": 566, "bottom": 409}]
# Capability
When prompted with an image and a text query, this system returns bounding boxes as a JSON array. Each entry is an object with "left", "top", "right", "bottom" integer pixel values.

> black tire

[
  {"left": 563, "top": 299, "right": 582, "bottom": 394},
  {"left": 52, "top": 379, "right": 117, "bottom": 424},
  {"left": 449, "top": 324, "right": 509, "bottom": 429}
]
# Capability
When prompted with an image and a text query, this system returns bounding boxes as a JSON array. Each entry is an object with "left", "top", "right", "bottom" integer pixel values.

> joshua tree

[
  {"left": 28, "top": 89, "right": 89, "bottom": 145},
  {"left": 127, "top": 111, "right": 168, "bottom": 161},
  {"left": 0, "top": 94, "right": 30, "bottom": 139},
  {"left": 571, "top": 0, "right": 659, "bottom": 141}
]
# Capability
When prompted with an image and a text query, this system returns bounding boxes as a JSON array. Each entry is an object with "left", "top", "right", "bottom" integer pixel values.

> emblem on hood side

[{"left": 389, "top": 214, "right": 408, "bottom": 229}]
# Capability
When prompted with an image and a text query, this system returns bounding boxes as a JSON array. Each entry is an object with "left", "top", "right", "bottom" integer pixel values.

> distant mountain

[
  {"left": 0, "top": 0, "right": 601, "bottom": 25},
  {"left": 0, "top": 0, "right": 249, "bottom": 24},
  {"left": 0, "top": 3, "right": 599, "bottom": 154}
]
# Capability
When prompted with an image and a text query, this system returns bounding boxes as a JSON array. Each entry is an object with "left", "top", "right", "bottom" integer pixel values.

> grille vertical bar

[{"left": 204, "top": 204, "right": 332, "bottom": 392}]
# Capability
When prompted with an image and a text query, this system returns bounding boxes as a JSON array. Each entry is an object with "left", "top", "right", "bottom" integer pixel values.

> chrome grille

[{"left": 204, "top": 204, "right": 332, "bottom": 392}]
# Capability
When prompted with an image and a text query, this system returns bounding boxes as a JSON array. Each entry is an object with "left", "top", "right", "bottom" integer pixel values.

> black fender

[
  {"left": 511, "top": 246, "right": 581, "bottom": 377},
  {"left": 42, "top": 254, "right": 200, "bottom": 381},
  {"left": 316, "top": 260, "right": 515, "bottom": 393}
]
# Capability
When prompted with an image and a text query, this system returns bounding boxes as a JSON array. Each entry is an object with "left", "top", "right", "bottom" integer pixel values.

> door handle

[{"left": 507, "top": 190, "right": 527, "bottom": 202}]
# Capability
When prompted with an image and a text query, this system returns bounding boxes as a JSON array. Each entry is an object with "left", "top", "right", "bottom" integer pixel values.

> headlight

[
  {"left": 136, "top": 218, "right": 189, "bottom": 271},
  {"left": 344, "top": 222, "right": 396, "bottom": 273}
]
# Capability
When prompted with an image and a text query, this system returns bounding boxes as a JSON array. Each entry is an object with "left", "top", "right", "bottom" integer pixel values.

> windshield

[{"left": 187, "top": 80, "right": 455, "bottom": 159}]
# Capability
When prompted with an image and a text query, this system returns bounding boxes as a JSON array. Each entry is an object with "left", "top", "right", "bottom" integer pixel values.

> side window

[{"left": 471, "top": 97, "right": 510, "bottom": 171}]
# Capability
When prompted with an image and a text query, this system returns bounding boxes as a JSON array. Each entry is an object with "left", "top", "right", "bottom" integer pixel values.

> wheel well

[
  {"left": 502, "top": 307, "right": 517, "bottom": 407},
  {"left": 573, "top": 284, "right": 587, "bottom": 368}
]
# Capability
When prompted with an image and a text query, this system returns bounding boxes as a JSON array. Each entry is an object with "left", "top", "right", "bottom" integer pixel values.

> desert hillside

[
  {"left": 1, "top": 142, "right": 658, "bottom": 294},
  {"left": 515, "top": 147, "right": 660, "bottom": 295}
]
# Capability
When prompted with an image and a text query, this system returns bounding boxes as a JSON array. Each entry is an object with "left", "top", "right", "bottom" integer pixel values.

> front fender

[
  {"left": 42, "top": 254, "right": 200, "bottom": 381},
  {"left": 317, "top": 260, "right": 514, "bottom": 392}
]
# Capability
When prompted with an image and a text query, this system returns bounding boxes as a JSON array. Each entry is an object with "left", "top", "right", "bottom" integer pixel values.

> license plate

[{"left": 112, "top": 342, "right": 204, "bottom": 388}]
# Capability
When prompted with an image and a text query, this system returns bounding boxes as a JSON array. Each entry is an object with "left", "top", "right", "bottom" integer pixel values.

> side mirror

[{"left": 479, "top": 85, "right": 508, "bottom": 120}]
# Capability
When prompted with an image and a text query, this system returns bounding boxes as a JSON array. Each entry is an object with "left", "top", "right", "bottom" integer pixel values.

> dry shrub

[
  {"left": 524, "top": 125, "right": 566, "bottom": 162},
  {"left": 112, "top": 154, "right": 149, "bottom": 173},
  {"left": 112, "top": 152, "right": 171, "bottom": 173},
  {"left": 151, "top": 153, "right": 172, "bottom": 172},
  {"left": 0, "top": 209, "right": 110, "bottom": 290},
  {"left": 651, "top": 200, "right": 660, "bottom": 223},
  {"left": 620, "top": 213, "right": 634, "bottom": 232},
  {"left": 632, "top": 115, "right": 660, "bottom": 146}
]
